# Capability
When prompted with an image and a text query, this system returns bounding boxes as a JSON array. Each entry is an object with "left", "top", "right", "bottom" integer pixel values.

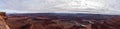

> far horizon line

[{"left": 5, "top": 12, "right": 120, "bottom": 16}]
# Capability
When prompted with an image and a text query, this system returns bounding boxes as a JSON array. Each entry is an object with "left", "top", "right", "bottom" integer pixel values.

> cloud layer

[{"left": 0, "top": 0, "right": 120, "bottom": 15}]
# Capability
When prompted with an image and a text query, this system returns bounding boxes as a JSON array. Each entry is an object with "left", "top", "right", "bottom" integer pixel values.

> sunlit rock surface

[{"left": 0, "top": 12, "right": 10, "bottom": 29}]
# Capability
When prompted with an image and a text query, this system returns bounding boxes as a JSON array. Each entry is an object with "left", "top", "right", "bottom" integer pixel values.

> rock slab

[{"left": 0, "top": 12, "right": 10, "bottom": 29}]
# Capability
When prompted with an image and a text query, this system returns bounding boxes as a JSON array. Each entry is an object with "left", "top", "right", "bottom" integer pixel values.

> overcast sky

[{"left": 0, "top": 0, "right": 120, "bottom": 15}]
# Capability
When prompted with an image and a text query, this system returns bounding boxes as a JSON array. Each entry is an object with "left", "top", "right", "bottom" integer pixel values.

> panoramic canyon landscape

[
  {"left": 0, "top": 0, "right": 120, "bottom": 29},
  {"left": 0, "top": 12, "right": 119, "bottom": 29}
]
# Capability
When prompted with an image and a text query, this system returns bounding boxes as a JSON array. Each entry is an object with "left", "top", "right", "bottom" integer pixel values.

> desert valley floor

[{"left": 3, "top": 13, "right": 120, "bottom": 29}]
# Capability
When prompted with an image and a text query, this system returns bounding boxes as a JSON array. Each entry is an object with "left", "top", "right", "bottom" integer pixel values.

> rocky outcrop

[{"left": 0, "top": 12, "right": 10, "bottom": 29}]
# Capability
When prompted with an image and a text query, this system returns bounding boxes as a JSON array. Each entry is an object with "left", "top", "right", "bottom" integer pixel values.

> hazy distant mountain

[{"left": 7, "top": 13, "right": 119, "bottom": 20}]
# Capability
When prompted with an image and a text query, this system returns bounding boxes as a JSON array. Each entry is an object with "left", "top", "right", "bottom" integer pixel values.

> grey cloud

[{"left": 0, "top": 0, "right": 120, "bottom": 15}]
